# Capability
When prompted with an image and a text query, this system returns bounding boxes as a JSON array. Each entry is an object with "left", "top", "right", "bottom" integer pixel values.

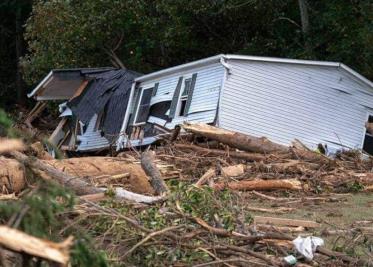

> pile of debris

[{"left": 0, "top": 123, "right": 372, "bottom": 266}]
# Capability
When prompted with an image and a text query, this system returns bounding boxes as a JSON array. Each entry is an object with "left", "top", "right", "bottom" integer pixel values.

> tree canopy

[{"left": 0, "top": 0, "right": 372, "bottom": 107}]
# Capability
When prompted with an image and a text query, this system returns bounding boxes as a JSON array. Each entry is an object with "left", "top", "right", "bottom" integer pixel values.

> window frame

[
  {"left": 133, "top": 86, "right": 154, "bottom": 126},
  {"left": 176, "top": 77, "right": 192, "bottom": 117}
]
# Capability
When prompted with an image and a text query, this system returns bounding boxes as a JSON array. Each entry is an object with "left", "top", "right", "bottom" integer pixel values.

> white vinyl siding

[
  {"left": 219, "top": 59, "right": 373, "bottom": 151},
  {"left": 138, "top": 63, "right": 225, "bottom": 128},
  {"left": 77, "top": 113, "right": 109, "bottom": 151}
]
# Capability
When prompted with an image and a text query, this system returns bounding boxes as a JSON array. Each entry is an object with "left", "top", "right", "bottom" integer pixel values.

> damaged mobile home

[
  {"left": 117, "top": 54, "right": 373, "bottom": 153},
  {"left": 27, "top": 68, "right": 140, "bottom": 152},
  {"left": 28, "top": 54, "right": 373, "bottom": 154}
]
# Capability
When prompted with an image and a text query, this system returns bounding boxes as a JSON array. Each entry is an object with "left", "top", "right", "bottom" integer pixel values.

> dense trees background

[{"left": 0, "top": 0, "right": 372, "bottom": 110}]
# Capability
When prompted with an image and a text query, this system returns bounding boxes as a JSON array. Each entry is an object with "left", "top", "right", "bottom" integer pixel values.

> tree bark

[
  {"left": 15, "top": 5, "right": 25, "bottom": 105},
  {"left": 174, "top": 143, "right": 268, "bottom": 161},
  {"left": 298, "top": 0, "right": 309, "bottom": 35},
  {"left": 141, "top": 151, "right": 168, "bottom": 195},
  {"left": 182, "top": 123, "right": 288, "bottom": 154},
  {"left": 10, "top": 151, "right": 164, "bottom": 203},
  {"left": 298, "top": 0, "right": 312, "bottom": 54}
]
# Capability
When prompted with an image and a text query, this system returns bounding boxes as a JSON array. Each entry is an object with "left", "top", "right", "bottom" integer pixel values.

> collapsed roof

[{"left": 68, "top": 69, "right": 141, "bottom": 140}]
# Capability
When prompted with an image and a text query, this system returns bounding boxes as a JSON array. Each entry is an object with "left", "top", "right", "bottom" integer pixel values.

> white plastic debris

[
  {"left": 283, "top": 255, "right": 297, "bottom": 265},
  {"left": 292, "top": 236, "right": 324, "bottom": 260}
]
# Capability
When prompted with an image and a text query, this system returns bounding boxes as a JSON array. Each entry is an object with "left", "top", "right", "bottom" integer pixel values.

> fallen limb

[
  {"left": 213, "top": 178, "right": 302, "bottom": 191},
  {"left": 0, "top": 225, "right": 73, "bottom": 265},
  {"left": 141, "top": 151, "right": 168, "bottom": 195},
  {"left": 245, "top": 206, "right": 295, "bottom": 214},
  {"left": 182, "top": 122, "right": 288, "bottom": 153},
  {"left": 174, "top": 143, "right": 267, "bottom": 161},
  {"left": 255, "top": 224, "right": 305, "bottom": 233},
  {"left": 195, "top": 167, "right": 215, "bottom": 187},
  {"left": 254, "top": 216, "right": 320, "bottom": 228}
]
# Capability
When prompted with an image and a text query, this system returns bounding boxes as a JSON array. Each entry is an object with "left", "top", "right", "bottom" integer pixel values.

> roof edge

[
  {"left": 134, "top": 54, "right": 224, "bottom": 83},
  {"left": 339, "top": 63, "right": 373, "bottom": 89},
  {"left": 27, "top": 71, "right": 53, "bottom": 98},
  {"left": 224, "top": 54, "right": 340, "bottom": 67}
]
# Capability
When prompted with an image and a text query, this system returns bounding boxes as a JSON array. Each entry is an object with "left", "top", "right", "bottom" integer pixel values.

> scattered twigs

[
  {"left": 316, "top": 246, "right": 373, "bottom": 266},
  {"left": 123, "top": 225, "right": 183, "bottom": 258},
  {"left": 0, "top": 226, "right": 73, "bottom": 265}
]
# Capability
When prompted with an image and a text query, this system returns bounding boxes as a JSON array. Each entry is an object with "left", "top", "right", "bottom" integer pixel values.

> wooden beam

[{"left": 254, "top": 216, "right": 320, "bottom": 228}]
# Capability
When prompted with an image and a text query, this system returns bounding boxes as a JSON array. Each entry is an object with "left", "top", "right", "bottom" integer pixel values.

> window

[
  {"left": 134, "top": 87, "right": 153, "bottom": 124},
  {"left": 363, "top": 115, "right": 373, "bottom": 154},
  {"left": 178, "top": 78, "right": 192, "bottom": 116}
]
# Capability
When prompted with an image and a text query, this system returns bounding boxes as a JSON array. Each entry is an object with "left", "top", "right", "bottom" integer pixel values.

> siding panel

[
  {"left": 77, "top": 113, "right": 110, "bottom": 151},
  {"left": 139, "top": 63, "right": 224, "bottom": 127},
  {"left": 219, "top": 60, "right": 372, "bottom": 150}
]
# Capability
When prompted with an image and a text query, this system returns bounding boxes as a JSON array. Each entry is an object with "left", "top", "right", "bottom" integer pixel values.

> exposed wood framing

[{"left": 24, "top": 101, "right": 48, "bottom": 128}]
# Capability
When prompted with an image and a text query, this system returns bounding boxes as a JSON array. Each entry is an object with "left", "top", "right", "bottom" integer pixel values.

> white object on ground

[{"left": 292, "top": 236, "right": 324, "bottom": 260}]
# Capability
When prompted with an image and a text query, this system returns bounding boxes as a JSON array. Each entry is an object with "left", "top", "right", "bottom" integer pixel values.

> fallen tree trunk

[
  {"left": 0, "top": 157, "right": 26, "bottom": 193},
  {"left": 141, "top": 151, "right": 168, "bottom": 195},
  {"left": 0, "top": 225, "right": 73, "bottom": 265},
  {"left": 10, "top": 151, "right": 164, "bottom": 204},
  {"left": 174, "top": 143, "right": 267, "bottom": 161},
  {"left": 43, "top": 157, "right": 154, "bottom": 194},
  {"left": 182, "top": 123, "right": 288, "bottom": 153},
  {"left": 213, "top": 178, "right": 302, "bottom": 191}
]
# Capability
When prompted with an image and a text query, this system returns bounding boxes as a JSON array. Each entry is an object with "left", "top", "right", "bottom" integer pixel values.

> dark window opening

[
  {"left": 363, "top": 115, "right": 373, "bottom": 154},
  {"left": 149, "top": 101, "right": 171, "bottom": 121},
  {"left": 135, "top": 87, "right": 153, "bottom": 124},
  {"left": 179, "top": 100, "right": 187, "bottom": 116}
]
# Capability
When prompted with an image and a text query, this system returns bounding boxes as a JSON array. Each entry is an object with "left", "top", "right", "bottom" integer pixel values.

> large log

[
  {"left": 0, "top": 225, "right": 73, "bottom": 265},
  {"left": 182, "top": 123, "right": 288, "bottom": 153},
  {"left": 174, "top": 143, "right": 267, "bottom": 161},
  {"left": 42, "top": 157, "right": 154, "bottom": 194},
  {"left": 141, "top": 151, "right": 168, "bottom": 195},
  {"left": 213, "top": 178, "right": 302, "bottom": 191},
  {"left": 10, "top": 152, "right": 164, "bottom": 204},
  {"left": 0, "top": 157, "right": 26, "bottom": 193}
]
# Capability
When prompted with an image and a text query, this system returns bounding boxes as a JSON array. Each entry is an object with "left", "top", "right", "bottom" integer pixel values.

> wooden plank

[
  {"left": 48, "top": 118, "right": 68, "bottom": 145},
  {"left": 254, "top": 216, "right": 320, "bottom": 228}
]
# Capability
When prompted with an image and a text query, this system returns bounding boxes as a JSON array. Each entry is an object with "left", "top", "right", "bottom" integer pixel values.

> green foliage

[
  {"left": 172, "top": 182, "right": 241, "bottom": 231},
  {"left": 0, "top": 109, "right": 13, "bottom": 137},
  {"left": 345, "top": 181, "right": 365, "bottom": 193},
  {"left": 0, "top": 181, "right": 109, "bottom": 266},
  {"left": 21, "top": 0, "right": 373, "bottom": 88}
]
